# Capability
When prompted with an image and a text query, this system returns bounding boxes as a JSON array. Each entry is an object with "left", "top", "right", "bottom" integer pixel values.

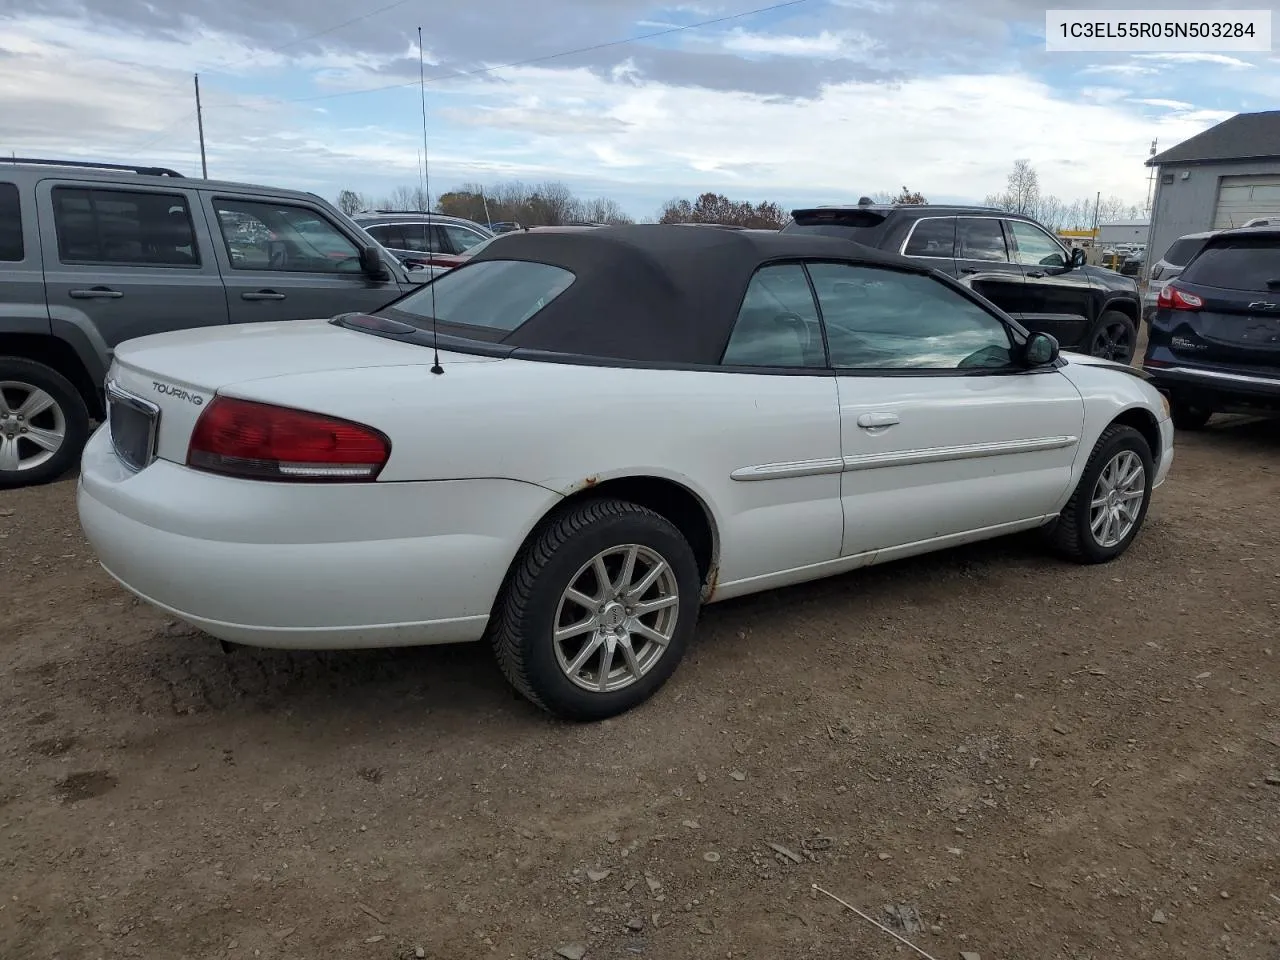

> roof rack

[
  {"left": 4, "top": 157, "right": 185, "bottom": 177},
  {"left": 362, "top": 209, "right": 443, "bottom": 216}
]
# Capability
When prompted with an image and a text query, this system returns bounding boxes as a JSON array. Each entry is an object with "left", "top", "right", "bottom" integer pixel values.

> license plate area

[{"left": 106, "top": 380, "right": 160, "bottom": 473}]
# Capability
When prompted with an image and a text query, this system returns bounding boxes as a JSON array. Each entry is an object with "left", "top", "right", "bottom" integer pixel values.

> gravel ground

[{"left": 2, "top": 417, "right": 1279, "bottom": 960}]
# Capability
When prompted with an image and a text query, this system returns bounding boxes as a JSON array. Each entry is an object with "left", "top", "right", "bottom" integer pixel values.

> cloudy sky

[{"left": 1, "top": 0, "right": 1275, "bottom": 217}]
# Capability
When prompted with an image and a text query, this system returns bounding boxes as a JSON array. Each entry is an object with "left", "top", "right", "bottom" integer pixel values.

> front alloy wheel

[
  {"left": 1088, "top": 450, "right": 1146, "bottom": 548},
  {"left": 1046, "top": 423, "right": 1154, "bottom": 564}
]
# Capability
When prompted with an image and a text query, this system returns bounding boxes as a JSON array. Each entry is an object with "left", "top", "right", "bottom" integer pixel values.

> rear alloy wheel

[
  {"left": 0, "top": 358, "right": 90, "bottom": 489},
  {"left": 490, "top": 498, "right": 700, "bottom": 720},
  {"left": 1170, "top": 400, "right": 1213, "bottom": 431},
  {"left": 1046, "top": 424, "right": 1154, "bottom": 564},
  {"left": 1087, "top": 310, "right": 1138, "bottom": 364}
]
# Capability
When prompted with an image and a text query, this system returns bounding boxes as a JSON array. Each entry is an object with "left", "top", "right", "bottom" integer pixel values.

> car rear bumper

[
  {"left": 76, "top": 425, "right": 558, "bottom": 649},
  {"left": 1142, "top": 359, "right": 1280, "bottom": 412}
]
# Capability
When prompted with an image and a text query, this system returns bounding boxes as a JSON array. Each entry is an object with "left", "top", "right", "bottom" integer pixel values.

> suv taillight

[
  {"left": 1156, "top": 283, "right": 1203, "bottom": 311},
  {"left": 1150, "top": 265, "right": 1164, "bottom": 281},
  {"left": 187, "top": 396, "right": 391, "bottom": 482}
]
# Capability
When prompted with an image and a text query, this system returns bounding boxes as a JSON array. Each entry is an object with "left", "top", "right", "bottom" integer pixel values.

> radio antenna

[{"left": 418, "top": 25, "right": 443, "bottom": 375}]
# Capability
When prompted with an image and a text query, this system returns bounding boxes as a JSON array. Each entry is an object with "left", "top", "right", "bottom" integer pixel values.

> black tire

[
  {"left": 0, "top": 357, "right": 90, "bottom": 489},
  {"left": 1170, "top": 400, "right": 1213, "bottom": 431},
  {"left": 490, "top": 498, "right": 701, "bottom": 721},
  {"left": 1086, "top": 310, "right": 1138, "bottom": 364},
  {"left": 1046, "top": 423, "right": 1154, "bottom": 564}
]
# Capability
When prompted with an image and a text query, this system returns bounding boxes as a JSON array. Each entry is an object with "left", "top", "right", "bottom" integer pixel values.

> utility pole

[
  {"left": 1091, "top": 190, "right": 1101, "bottom": 233},
  {"left": 1145, "top": 138, "right": 1158, "bottom": 212},
  {"left": 193, "top": 73, "right": 208, "bottom": 179}
]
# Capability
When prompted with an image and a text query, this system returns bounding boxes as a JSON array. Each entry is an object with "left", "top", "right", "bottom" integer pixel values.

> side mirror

[
  {"left": 1070, "top": 248, "right": 1087, "bottom": 268},
  {"left": 1024, "top": 331, "right": 1060, "bottom": 367},
  {"left": 359, "top": 245, "right": 390, "bottom": 280}
]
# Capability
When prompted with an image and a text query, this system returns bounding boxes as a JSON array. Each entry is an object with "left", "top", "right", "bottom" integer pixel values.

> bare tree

[
  {"left": 1033, "top": 194, "right": 1067, "bottom": 231},
  {"left": 336, "top": 189, "right": 365, "bottom": 216},
  {"left": 984, "top": 159, "right": 1041, "bottom": 216},
  {"left": 381, "top": 185, "right": 430, "bottom": 212},
  {"left": 578, "top": 196, "right": 634, "bottom": 225}
]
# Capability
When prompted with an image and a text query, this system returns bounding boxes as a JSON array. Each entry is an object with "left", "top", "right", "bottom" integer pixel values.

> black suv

[
  {"left": 782, "top": 203, "right": 1143, "bottom": 363},
  {"left": 1143, "top": 225, "right": 1280, "bottom": 429}
]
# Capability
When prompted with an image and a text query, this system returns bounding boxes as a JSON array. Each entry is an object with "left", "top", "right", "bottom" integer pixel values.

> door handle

[
  {"left": 69, "top": 287, "right": 123, "bottom": 299},
  {"left": 857, "top": 412, "right": 900, "bottom": 429},
  {"left": 242, "top": 290, "right": 286, "bottom": 301},
  {"left": 960, "top": 267, "right": 980, "bottom": 275},
  {"left": 1026, "top": 271, "right": 1045, "bottom": 278}
]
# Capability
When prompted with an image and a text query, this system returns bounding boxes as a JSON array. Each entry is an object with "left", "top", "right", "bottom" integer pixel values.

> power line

[
  {"left": 205, "top": 0, "right": 816, "bottom": 109},
  {"left": 129, "top": 110, "right": 198, "bottom": 152}
]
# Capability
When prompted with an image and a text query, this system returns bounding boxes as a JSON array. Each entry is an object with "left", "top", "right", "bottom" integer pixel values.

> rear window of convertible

[{"left": 388, "top": 259, "right": 575, "bottom": 333}]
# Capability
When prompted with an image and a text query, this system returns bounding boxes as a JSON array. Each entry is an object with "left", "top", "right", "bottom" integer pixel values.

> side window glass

[
  {"left": 721, "top": 263, "right": 825, "bottom": 368},
  {"left": 0, "top": 183, "right": 23, "bottom": 262},
  {"left": 52, "top": 187, "right": 199, "bottom": 267},
  {"left": 956, "top": 218, "right": 1009, "bottom": 262},
  {"left": 903, "top": 217, "right": 956, "bottom": 258},
  {"left": 400, "top": 224, "right": 433, "bottom": 253},
  {"left": 213, "top": 199, "right": 362, "bottom": 274},
  {"left": 1008, "top": 220, "right": 1067, "bottom": 267},
  {"left": 807, "top": 263, "right": 1013, "bottom": 371},
  {"left": 441, "top": 223, "right": 486, "bottom": 253},
  {"left": 366, "top": 224, "right": 401, "bottom": 249}
]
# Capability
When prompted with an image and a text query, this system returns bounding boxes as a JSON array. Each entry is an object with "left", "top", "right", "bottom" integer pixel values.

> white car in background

[{"left": 77, "top": 226, "right": 1174, "bottom": 720}]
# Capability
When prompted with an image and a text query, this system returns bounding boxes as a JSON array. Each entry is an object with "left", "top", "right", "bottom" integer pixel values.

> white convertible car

[{"left": 78, "top": 226, "right": 1174, "bottom": 720}]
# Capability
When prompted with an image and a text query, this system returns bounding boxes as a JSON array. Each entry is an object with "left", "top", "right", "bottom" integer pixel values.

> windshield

[
  {"left": 1180, "top": 237, "right": 1280, "bottom": 292},
  {"left": 384, "top": 259, "right": 576, "bottom": 335}
]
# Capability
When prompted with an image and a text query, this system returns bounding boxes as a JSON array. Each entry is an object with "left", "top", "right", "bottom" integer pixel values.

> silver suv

[
  {"left": 352, "top": 212, "right": 493, "bottom": 271},
  {"left": 0, "top": 158, "right": 424, "bottom": 489}
]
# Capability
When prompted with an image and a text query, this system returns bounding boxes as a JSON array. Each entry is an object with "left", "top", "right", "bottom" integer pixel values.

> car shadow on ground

[
  {"left": 85, "top": 530, "right": 1050, "bottom": 731},
  {"left": 1191, "top": 413, "right": 1280, "bottom": 450}
]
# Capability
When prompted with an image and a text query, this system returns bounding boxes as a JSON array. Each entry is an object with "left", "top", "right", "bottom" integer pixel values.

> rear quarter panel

[{"left": 220, "top": 358, "right": 846, "bottom": 587}]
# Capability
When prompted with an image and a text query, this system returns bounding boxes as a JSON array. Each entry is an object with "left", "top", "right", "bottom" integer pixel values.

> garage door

[{"left": 1213, "top": 174, "right": 1280, "bottom": 228}]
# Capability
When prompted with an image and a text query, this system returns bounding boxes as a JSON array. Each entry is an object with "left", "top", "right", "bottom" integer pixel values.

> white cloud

[
  {"left": 1134, "top": 53, "right": 1256, "bottom": 68},
  {"left": 1079, "top": 86, "right": 1131, "bottom": 103},
  {"left": 1132, "top": 98, "right": 1195, "bottom": 110},
  {"left": 718, "top": 28, "right": 875, "bottom": 58},
  {"left": 1079, "top": 62, "right": 1164, "bottom": 77},
  {"left": 0, "top": 9, "right": 1246, "bottom": 214}
]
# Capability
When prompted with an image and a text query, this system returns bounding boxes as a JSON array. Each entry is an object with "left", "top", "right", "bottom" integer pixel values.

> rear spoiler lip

[{"left": 789, "top": 207, "right": 889, "bottom": 226}]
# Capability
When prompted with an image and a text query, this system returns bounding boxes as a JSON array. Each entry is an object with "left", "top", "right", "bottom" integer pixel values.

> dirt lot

[{"left": 2, "top": 421, "right": 1279, "bottom": 960}]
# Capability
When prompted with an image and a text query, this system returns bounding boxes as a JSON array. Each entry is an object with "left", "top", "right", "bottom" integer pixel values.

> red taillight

[
  {"left": 187, "top": 397, "right": 390, "bottom": 482},
  {"left": 1157, "top": 283, "right": 1202, "bottom": 311}
]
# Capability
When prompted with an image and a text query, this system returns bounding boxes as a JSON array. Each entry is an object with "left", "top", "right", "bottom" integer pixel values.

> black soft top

[{"left": 462, "top": 224, "right": 932, "bottom": 365}]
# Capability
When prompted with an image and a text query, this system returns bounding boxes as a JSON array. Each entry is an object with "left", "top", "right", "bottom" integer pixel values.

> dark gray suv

[{"left": 0, "top": 158, "right": 424, "bottom": 488}]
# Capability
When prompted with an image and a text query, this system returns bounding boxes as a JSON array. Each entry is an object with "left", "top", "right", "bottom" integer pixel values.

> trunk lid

[{"left": 107, "top": 318, "right": 500, "bottom": 467}]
